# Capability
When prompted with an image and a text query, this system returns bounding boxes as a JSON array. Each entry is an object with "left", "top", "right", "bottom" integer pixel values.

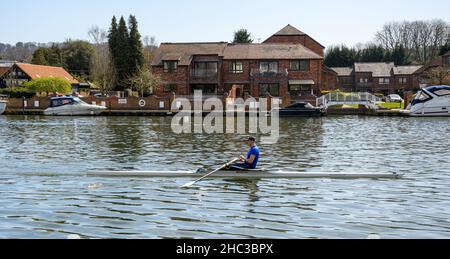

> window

[
  {"left": 360, "top": 78, "right": 369, "bottom": 83},
  {"left": 340, "top": 77, "right": 352, "bottom": 85},
  {"left": 193, "top": 62, "right": 218, "bottom": 77},
  {"left": 260, "top": 62, "right": 278, "bottom": 73},
  {"left": 290, "top": 60, "right": 310, "bottom": 71},
  {"left": 289, "top": 84, "right": 311, "bottom": 92},
  {"left": 163, "top": 61, "right": 178, "bottom": 73},
  {"left": 399, "top": 77, "right": 408, "bottom": 84},
  {"left": 431, "top": 88, "right": 450, "bottom": 96},
  {"left": 413, "top": 91, "right": 432, "bottom": 104},
  {"left": 379, "top": 78, "right": 390, "bottom": 84},
  {"left": 164, "top": 84, "right": 176, "bottom": 93},
  {"left": 260, "top": 83, "right": 279, "bottom": 96},
  {"left": 447, "top": 56, "right": 450, "bottom": 65},
  {"left": 229, "top": 62, "right": 243, "bottom": 74}
]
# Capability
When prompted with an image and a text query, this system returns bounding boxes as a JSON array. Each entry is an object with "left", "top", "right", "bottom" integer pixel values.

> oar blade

[{"left": 181, "top": 181, "right": 196, "bottom": 188}]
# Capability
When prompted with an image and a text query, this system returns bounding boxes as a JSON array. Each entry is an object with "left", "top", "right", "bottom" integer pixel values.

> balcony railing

[{"left": 250, "top": 68, "right": 289, "bottom": 77}]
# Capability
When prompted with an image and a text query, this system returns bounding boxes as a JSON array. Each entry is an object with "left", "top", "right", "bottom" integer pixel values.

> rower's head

[{"left": 246, "top": 136, "right": 256, "bottom": 147}]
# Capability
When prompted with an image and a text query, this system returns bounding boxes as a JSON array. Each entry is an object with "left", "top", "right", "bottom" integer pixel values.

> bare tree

[
  {"left": 142, "top": 36, "right": 158, "bottom": 65},
  {"left": 424, "top": 67, "right": 450, "bottom": 85},
  {"left": 88, "top": 26, "right": 116, "bottom": 95},
  {"left": 376, "top": 19, "right": 450, "bottom": 64}
]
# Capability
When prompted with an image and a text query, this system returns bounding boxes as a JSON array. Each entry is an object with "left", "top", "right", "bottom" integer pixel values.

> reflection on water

[{"left": 0, "top": 115, "right": 450, "bottom": 238}]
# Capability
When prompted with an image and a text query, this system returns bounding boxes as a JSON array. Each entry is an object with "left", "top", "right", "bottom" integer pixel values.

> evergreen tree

[
  {"left": 31, "top": 48, "right": 49, "bottom": 65},
  {"left": 325, "top": 45, "right": 358, "bottom": 67},
  {"left": 233, "top": 29, "right": 253, "bottom": 43},
  {"left": 439, "top": 43, "right": 450, "bottom": 56},
  {"left": 358, "top": 45, "right": 386, "bottom": 63},
  {"left": 128, "top": 15, "right": 145, "bottom": 76},
  {"left": 46, "top": 44, "right": 64, "bottom": 67},
  {"left": 108, "top": 16, "right": 119, "bottom": 88},
  {"left": 112, "top": 16, "right": 131, "bottom": 90},
  {"left": 389, "top": 45, "right": 410, "bottom": 65},
  {"left": 62, "top": 40, "right": 94, "bottom": 78}
]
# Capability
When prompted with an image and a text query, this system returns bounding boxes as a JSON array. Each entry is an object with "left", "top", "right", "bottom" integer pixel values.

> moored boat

[
  {"left": 274, "top": 102, "right": 325, "bottom": 117},
  {"left": 44, "top": 96, "right": 106, "bottom": 116},
  {"left": 88, "top": 169, "right": 403, "bottom": 179},
  {"left": 407, "top": 86, "right": 450, "bottom": 117},
  {"left": 0, "top": 95, "right": 8, "bottom": 115}
]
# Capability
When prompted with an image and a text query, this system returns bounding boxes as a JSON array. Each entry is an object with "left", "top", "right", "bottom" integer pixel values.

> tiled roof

[
  {"left": 354, "top": 62, "right": 395, "bottom": 77},
  {"left": 223, "top": 43, "right": 322, "bottom": 60},
  {"left": 16, "top": 63, "right": 79, "bottom": 84},
  {"left": 0, "top": 67, "right": 10, "bottom": 77},
  {"left": 151, "top": 42, "right": 228, "bottom": 66},
  {"left": 444, "top": 50, "right": 450, "bottom": 56},
  {"left": 273, "top": 24, "right": 306, "bottom": 36},
  {"left": 413, "top": 57, "right": 442, "bottom": 74},
  {"left": 330, "top": 67, "right": 353, "bottom": 76},
  {"left": 392, "top": 65, "right": 423, "bottom": 75}
]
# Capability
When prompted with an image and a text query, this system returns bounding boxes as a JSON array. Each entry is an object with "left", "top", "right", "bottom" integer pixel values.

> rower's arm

[{"left": 246, "top": 155, "right": 256, "bottom": 165}]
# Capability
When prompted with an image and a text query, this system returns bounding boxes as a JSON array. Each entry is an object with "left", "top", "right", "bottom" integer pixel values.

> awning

[{"left": 289, "top": 80, "right": 315, "bottom": 85}]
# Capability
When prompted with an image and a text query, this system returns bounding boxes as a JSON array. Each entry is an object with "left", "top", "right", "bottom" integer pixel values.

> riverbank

[{"left": 3, "top": 96, "right": 410, "bottom": 117}]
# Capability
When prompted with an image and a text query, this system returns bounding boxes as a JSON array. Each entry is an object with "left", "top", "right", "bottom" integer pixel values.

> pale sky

[{"left": 1, "top": 0, "right": 449, "bottom": 48}]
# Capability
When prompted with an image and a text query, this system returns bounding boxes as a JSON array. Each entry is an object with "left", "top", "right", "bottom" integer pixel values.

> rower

[{"left": 232, "top": 136, "right": 260, "bottom": 170}]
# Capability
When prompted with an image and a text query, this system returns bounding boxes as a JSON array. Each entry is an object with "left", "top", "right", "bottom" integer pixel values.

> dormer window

[{"left": 163, "top": 61, "right": 178, "bottom": 73}]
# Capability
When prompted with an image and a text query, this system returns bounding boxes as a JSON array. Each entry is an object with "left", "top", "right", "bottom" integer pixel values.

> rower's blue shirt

[{"left": 246, "top": 146, "right": 260, "bottom": 169}]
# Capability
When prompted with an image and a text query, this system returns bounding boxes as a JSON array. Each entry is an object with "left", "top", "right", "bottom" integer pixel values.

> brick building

[
  {"left": 330, "top": 63, "right": 422, "bottom": 95},
  {"left": 151, "top": 25, "right": 328, "bottom": 103},
  {"left": 414, "top": 50, "right": 450, "bottom": 86}
]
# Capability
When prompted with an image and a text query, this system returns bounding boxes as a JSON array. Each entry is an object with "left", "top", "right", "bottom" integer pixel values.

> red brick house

[
  {"left": 151, "top": 25, "right": 326, "bottom": 104},
  {"left": 330, "top": 63, "right": 422, "bottom": 95},
  {"left": 414, "top": 50, "right": 450, "bottom": 86}
]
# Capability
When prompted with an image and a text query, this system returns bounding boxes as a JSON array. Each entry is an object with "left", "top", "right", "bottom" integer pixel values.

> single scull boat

[{"left": 88, "top": 170, "right": 403, "bottom": 180}]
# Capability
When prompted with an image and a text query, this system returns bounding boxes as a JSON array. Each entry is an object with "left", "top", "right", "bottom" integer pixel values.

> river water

[{"left": 0, "top": 115, "right": 449, "bottom": 239}]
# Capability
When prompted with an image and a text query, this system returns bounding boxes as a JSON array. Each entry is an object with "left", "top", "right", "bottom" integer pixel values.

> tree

[
  {"left": 325, "top": 45, "right": 358, "bottom": 67},
  {"left": 357, "top": 44, "right": 386, "bottom": 63},
  {"left": 233, "top": 29, "right": 253, "bottom": 43},
  {"left": 31, "top": 48, "right": 49, "bottom": 65},
  {"left": 62, "top": 40, "right": 94, "bottom": 79},
  {"left": 89, "top": 26, "right": 116, "bottom": 95},
  {"left": 376, "top": 20, "right": 450, "bottom": 64},
  {"left": 389, "top": 45, "right": 411, "bottom": 65},
  {"left": 22, "top": 77, "right": 72, "bottom": 95},
  {"left": 128, "top": 15, "right": 145, "bottom": 75},
  {"left": 423, "top": 67, "right": 450, "bottom": 85},
  {"left": 126, "top": 65, "right": 162, "bottom": 97},
  {"left": 143, "top": 36, "right": 158, "bottom": 64},
  {"left": 107, "top": 15, "right": 146, "bottom": 90},
  {"left": 439, "top": 43, "right": 450, "bottom": 56},
  {"left": 108, "top": 16, "right": 132, "bottom": 90}
]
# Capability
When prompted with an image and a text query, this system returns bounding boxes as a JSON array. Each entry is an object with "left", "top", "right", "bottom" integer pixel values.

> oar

[{"left": 181, "top": 158, "right": 240, "bottom": 188}]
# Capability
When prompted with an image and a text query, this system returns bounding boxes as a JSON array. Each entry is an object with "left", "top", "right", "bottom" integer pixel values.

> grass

[{"left": 376, "top": 102, "right": 405, "bottom": 110}]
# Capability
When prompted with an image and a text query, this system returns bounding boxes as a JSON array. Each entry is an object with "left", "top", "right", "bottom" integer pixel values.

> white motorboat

[
  {"left": 44, "top": 96, "right": 106, "bottom": 116},
  {"left": 0, "top": 95, "right": 8, "bottom": 115},
  {"left": 407, "top": 86, "right": 450, "bottom": 117}
]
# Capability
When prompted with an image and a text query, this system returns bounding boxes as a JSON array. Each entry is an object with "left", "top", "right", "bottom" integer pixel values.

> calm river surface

[{"left": 0, "top": 115, "right": 449, "bottom": 239}]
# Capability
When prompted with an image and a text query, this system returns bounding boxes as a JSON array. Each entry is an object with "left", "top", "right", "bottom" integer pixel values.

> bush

[
  {"left": 0, "top": 87, "right": 37, "bottom": 98},
  {"left": 22, "top": 77, "right": 72, "bottom": 94}
]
